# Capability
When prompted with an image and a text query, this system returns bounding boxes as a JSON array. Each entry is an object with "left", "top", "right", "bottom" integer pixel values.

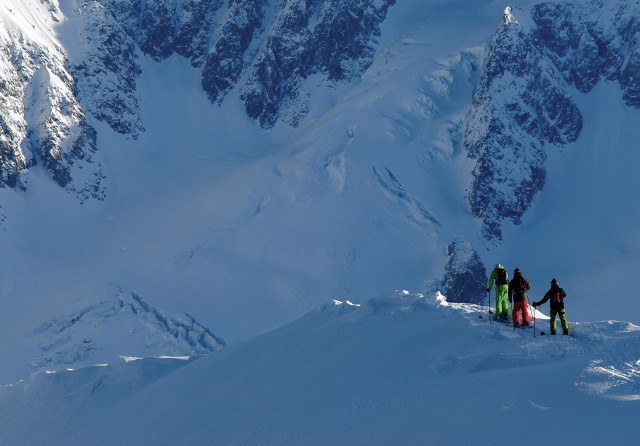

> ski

[{"left": 514, "top": 324, "right": 533, "bottom": 329}]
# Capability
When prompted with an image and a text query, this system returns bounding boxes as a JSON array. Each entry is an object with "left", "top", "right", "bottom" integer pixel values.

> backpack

[
  {"left": 552, "top": 288, "right": 562, "bottom": 304},
  {"left": 496, "top": 268, "right": 507, "bottom": 285},
  {"left": 514, "top": 277, "right": 526, "bottom": 297}
]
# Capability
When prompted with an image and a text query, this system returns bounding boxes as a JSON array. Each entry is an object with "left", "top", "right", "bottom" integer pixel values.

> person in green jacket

[{"left": 487, "top": 264, "right": 509, "bottom": 320}]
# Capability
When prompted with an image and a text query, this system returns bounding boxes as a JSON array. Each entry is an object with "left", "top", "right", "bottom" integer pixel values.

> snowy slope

[
  {"left": 0, "top": 0, "right": 502, "bottom": 381},
  {"left": 1, "top": 292, "right": 638, "bottom": 445},
  {"left": 0, "top": 0, "right": 639, "bottom": 410}
]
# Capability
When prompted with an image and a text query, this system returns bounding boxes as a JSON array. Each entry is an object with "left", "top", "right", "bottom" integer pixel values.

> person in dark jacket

[
  {"left": 533, "top": 278, "right": 568, "bottom": 335},
  {"left": 508, "top": 268, "right": 532, "bottom": 327}
]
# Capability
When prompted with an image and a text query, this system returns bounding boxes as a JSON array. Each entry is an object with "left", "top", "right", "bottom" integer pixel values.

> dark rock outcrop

[
  {"left": 440, "top": 235, "right": 487, "bottom": 304},
  {"left": 465, "top": 2, "right": 640, "bottom": 240}
]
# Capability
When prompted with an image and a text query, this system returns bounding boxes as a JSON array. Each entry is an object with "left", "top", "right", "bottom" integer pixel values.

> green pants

[
  {"left": 550, "top": 308, "right": 569, "bottom": 335},
  {"left": 495, "top": 285, "right": 509, "bottom": 318}
]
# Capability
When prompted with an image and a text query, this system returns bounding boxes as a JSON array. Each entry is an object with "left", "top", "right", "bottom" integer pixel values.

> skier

[
  {"left": 508, "top": 268, "right": 532, "bottom": 327},
  {"left": 487, "top": 264, "right": 509, "bottom": 321},
  {"left": 532, "top": 278, "right": 568, "bottom": 335}
]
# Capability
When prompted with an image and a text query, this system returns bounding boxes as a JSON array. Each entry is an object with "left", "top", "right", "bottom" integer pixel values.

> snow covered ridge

[
  {"left": 28, "top": 289, "right": 224, "bottom": 374},
  {"left": 1, "top": 290, "right": 639, "bottom": 445},
  {"left": 465, "top": 1, "right": 640, "bottom": 240},
  {"left": 326, "top": 291, "right": 640, "bottom": 404}
]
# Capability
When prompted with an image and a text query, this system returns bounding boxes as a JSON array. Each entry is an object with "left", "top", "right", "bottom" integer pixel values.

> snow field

[{"left": 0, "top": 292, "right": 638, "bottom": 445}]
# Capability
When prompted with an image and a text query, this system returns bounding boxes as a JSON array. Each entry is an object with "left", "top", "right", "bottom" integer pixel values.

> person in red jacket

[
  {"left": 508, "top": 268, "right": 532, "bottom": 327},
  {"left": 533, "top": 278, "right": 568, "bottom": 335}
]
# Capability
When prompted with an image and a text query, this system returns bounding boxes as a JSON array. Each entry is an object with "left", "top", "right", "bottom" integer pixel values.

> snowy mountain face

[
  {"left": 2, "top": 0, "right": 640, "bottom": 442},
  {"left": 0, "top": 0, "right": 405, "bottom": 379},
  {"left": 74, "top": 0, "right": 397, "bottom": 132},
  {"left": 1, "top": 0, "right": 395, "bottom": 197},
  {"left": 0, "top": 0, "right": 104, "bottom": 201},
  {"left": 1, "top": 0, "right": 640, "bottom": 417},
  {"left": 466, "top": 1, "right": 640, "bottom": 240},
  {"left": 7, "top": 0, "right": 634, "bottom": 229}
]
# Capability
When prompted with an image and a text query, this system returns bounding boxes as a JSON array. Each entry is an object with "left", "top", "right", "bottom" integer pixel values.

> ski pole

[
  {"left": 532, "top": 301, "right": 536, "bottom": 337},
  {"left": 488, "top": 290, "right": 491, "bottom": 325}
]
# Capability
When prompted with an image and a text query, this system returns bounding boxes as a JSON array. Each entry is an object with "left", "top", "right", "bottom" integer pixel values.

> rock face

[
  {"left": 464, "top": 1, "right": 640, "bottom": 240},
  {"left": 97, "top": 0, "right": 396, "bottom": 129},
  {"left": 0, "top": 1, "right": 105, "bottom": 201},
  {"left": 239, "top": 0, "right": 397, "bottom": 128},
  {"left": 71, "top": 1, "right": 144, "bottom": 138},
  {"left": 440, "top": 235, "right": 487, "bottom": 305}
]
